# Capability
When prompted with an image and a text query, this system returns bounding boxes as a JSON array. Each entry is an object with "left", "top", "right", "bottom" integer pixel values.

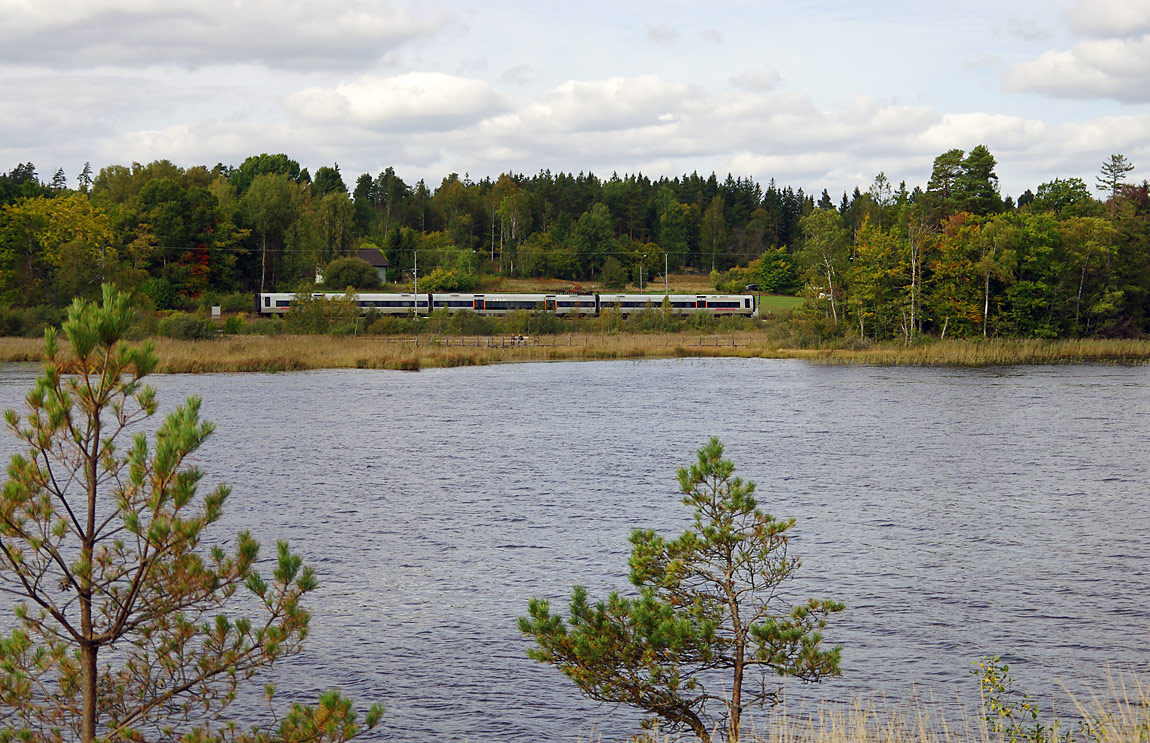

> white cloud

[
  {"left": 0, "top": 72, "right": 184, "bottom": 169},
  {"left": 11, "top": 75, "right": 1144, "bottom": 203},
  {"left": 1004, "top": 36, "right": 1150, "bottom": 101},
  {"left": 1005, "top": 16, "right": 1052, "bottom": 42},
  {"left": 647, "top": 23, "right": 680, "bottom": 45},
  {"left": 0, "top": 0, "right": 445, "bottom": 69},
  {"left": 284, "top": 73, "right": 508, "bottom": 131},
  {"left": 504, "top": 76, "right": 697, "bottom": 135},
  {"left": 1069, "top": 0, "right": 1150, "bottom": 38},
  {"left": 729, "top": 66, "right": 782, "bottom": 93},
  {"left": 1005, "top": 0, "right": 1150, "bottom": 101},
  {"left": 500, "top": 64, "right": 534, "bottom": 87}
]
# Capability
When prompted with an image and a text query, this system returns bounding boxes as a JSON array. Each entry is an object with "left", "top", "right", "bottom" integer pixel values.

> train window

[{"left": 263, "top": 296, "right": 270, "bottom": 307}]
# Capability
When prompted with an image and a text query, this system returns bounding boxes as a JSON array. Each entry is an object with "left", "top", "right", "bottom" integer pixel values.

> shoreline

[{"left": 3, "top": 334, "right": 1150, "bottom": 373}]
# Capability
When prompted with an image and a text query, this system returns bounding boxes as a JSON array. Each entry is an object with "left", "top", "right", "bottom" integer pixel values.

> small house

[{"left": 356, "top": 247, "right": 390, "bottom": 284}]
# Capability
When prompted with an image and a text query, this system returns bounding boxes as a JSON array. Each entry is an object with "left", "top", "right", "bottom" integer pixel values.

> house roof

[{"left": 356, "top": 247, "right": 388, "bottom": 267}]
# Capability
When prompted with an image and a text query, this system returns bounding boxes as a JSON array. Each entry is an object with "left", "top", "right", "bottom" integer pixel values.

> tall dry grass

[
  {"left": 2, "top": 334, "right": 1149, "bottom": 372},
  {"left": 790, "top": 339, "right": 1150, "bottom": 366},
  {"left": 634, "top": 673, "right": 1150, "bottom": 743}
]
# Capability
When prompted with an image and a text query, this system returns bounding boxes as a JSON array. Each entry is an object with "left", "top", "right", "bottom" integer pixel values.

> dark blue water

[{"left": 1, "top": 359, "right": 1148, "bottom": 741}]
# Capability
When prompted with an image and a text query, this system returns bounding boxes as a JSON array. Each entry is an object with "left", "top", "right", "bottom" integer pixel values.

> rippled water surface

[{"left": 1, "top": 359, "right": 1148, "bottom": 741}]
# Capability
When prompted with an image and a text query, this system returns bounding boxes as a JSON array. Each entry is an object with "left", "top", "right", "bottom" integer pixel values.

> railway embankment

[{"left": 2, "top": 334, "right": 1150, "bottom": 372}]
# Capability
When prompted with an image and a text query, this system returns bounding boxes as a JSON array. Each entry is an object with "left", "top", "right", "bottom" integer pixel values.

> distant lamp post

[{"left": 640, "top": 254, "right": 646, "bottom": 294}]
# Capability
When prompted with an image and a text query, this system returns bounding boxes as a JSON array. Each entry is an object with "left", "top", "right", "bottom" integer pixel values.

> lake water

[{"left": 1, "top": 358, "right": 1148, "bottom": 741}]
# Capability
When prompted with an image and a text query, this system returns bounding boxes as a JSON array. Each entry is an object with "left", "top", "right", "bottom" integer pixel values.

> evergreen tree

[
  {"left": 0, "top": 286, "right": 382, "bottom": 742},
  {"left": 957, "top": 145, "right": 1002, "bottom": 216},
  {"left": 311, "top": 164, "right": 348, "bottom": 198},
  {"left": 521, "top": 438, "right": 843, "bottom": 743},
  {"left": 1097, "top": 154, "right": 1135, "bottom": 199},
  {"left": 77, "top": 162, "right": 93, "bottom": 193}
]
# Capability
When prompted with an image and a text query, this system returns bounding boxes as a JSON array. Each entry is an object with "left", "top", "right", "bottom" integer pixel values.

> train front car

[
  {"left": 704, "top": 294, "right": 756, "bottom": 316},
  {"left": 257, "top": 292, "right": 296, "bottom": 314}
]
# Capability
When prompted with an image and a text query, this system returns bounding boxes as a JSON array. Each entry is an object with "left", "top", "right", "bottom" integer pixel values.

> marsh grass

[
  {"left": 629, "top": 674, "right": 1150, "bottom": 743},
  {"left": 2, "top": 334, "right": 1149, "bottom": 372},
  {"left": 793, "top": 339, "right": 1150, "bottom": 366}
]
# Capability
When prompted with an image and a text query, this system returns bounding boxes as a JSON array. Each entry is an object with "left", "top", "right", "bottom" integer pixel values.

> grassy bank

[
  {"left": 640, "top": 671, "right": 1150, "bottom": 743},
  {"left": 2, "top": 334, "right": 1149, "bottom": 373},
  {"left": 789, "top": 338, "right": 1150, "bottom": 366},
  {"left": 746, "top": 684, "right": 1150, "bottom": 743}
]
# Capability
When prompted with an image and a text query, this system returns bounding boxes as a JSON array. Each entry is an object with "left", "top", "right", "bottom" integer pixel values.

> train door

[{"left": 474, "top": 296, "right": 485, "bottom": 312}]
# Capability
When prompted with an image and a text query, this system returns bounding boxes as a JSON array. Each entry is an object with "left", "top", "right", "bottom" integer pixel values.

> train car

[
  {"left": 598, "top": 294, "right": 755, "bottom": 316},
  {"left": 257, "top": 292, "right": 430, "bottom": 315},
  {"left": 257, "top": 291, "right": 756, "bottom": 318}
]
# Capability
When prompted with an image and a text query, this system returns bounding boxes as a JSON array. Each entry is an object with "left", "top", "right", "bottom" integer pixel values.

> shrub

[
  {"left": 0, "top": 307, "right": 32, "bottom": 337},
  {"left": 238, "top": 316, "right": 283, "bottom": 335},
  {"left": 419, "top": 266, "right": 477, "bottom": 292},
  {"left": 222, "top": 315, "right": 244, "bottom": 334},
  {"left": 137, "top": 277, "right": 175, "bottom": 311},
  {"left": 323, "top": 257, "right": 381, "bottom": 290},
  {"left": 158, "top": 312, "right": 216, "bottom": 340},
  {"left": 600, "top": 257, "right": 628, "bottom": 289},
  {"left": 365, "top": 315, "right": 419, "bottom": 335},
  {"left": 285, "top": 290, "right": 359, "bottom": 334}
]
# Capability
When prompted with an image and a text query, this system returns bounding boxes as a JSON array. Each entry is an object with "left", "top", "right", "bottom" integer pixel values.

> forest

[{"left": 1, "top": 148, "right": 1148, "bottom": 342}]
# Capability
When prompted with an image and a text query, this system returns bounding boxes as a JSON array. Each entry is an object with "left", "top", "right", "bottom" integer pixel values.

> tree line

[{"left": 1, "top": 149, "right": 1147, "bottom": 340}]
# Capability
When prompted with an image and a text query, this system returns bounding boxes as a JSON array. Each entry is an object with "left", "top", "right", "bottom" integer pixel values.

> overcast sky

[{"left": 3, "top": 0, "right": 1148, "bottom": 200}]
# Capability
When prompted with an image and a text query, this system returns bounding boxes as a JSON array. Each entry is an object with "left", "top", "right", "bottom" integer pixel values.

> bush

[
  {"left": 221, "top": 293, "right": 254, "bottom": 313},
  {"left": 365, "top": 315, "right": 420, "bottom": 335},
  {"left": 323, "top": 257, "right": 381, "bottom": 290},
  {"left": 600, "top": 257, "right": 628, "bottom": 289},
  {"left": 157, "top": 312, "right": 216, "bottom": 340},
  {"left": 0, "top": 306, "right": 66, "bottom": 337},
  {"left": 284, "top": 291, "right": 359, "bottom": 334},
  {"left": 137, "top": 277, "right": 175, "bottom": 311},
  {"left": 237, "top": 316, "right": 283, "bottom": 335},
  {"left": 222, "top": 315, "right": 244, "bottom": 334},
  {"left": 419, "top": 266, "right": 477, "bottom": 292},
  {"left": 505, "top": 311, "right": 565, "bottom": 336}
]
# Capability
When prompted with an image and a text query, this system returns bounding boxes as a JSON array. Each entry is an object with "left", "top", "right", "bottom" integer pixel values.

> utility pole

[
  {"left": 413, "top": 251, "right": 418, "bottom": 317},
  {"left": 664, "top": 252, "right": 669, "bottom": 295}
]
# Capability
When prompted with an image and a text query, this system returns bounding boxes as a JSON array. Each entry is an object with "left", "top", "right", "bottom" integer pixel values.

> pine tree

[
  {"left": 0, "top": 285, "right": 382, "bottom": 742},
  {"left": 520, "top": 438, "right": 843, "bottom": 743},
  {"left": 1096, "top": 154, "right": 1135, "bottom": 199}
]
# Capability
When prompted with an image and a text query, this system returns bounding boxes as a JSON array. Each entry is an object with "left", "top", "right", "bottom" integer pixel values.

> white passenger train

[{"left": 257, "top": 292, "right": 757, "bottom": 317}]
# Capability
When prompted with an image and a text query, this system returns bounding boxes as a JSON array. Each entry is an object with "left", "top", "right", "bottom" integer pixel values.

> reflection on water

[{"left": 1, "top": 359, "right": 1148, "bottom": 741}]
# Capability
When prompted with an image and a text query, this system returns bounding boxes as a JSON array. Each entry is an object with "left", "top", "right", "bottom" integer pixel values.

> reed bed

[
  {"left": 2, "top": 335, "right": 1149, "bottom": 372},
  {"left": 793, "top": 339, "right": 1150, "bottom": 366}
]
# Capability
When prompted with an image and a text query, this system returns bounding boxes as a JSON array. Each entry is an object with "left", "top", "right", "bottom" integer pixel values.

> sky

[{"left": 2, "top": 0, "right": 1149, "bottom": 201}]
